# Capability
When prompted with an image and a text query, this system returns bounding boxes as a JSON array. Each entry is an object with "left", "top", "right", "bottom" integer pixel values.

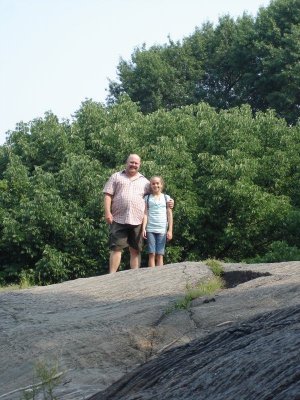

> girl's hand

[
  {"left": 167, "top": 231, "right": 172, "bottom": 241},
  {"left": 143, "top": 230, "right": 147, "bottom": 239}
]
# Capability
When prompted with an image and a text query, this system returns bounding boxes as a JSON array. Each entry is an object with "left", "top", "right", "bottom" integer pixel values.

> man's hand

[
  {"left": 104, "top": 193, "right": 113, "bottom": 224},
  {"left": 105, "top": 212, "right": 113, "bottom": 224},
  {"left": 168, "top": 198, "right": 174, "bottom": 209}
]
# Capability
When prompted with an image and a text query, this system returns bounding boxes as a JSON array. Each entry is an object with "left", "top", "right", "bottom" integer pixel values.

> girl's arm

[{"left": 167, "top": 207, "right": 173, "bottom": 241}]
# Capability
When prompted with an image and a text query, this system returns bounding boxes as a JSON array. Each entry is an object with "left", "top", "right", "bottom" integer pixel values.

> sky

[{"left": 0, "top": 0, "right": 271, "bottom": 146}]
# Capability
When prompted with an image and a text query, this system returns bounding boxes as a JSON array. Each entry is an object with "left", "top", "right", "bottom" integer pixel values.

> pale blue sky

[{"left": 0, "top": 0, "right": 271, "bottom": 145}]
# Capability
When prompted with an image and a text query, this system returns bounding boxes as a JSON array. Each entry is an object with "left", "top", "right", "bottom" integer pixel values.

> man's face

[{"left": 126, "top": 155, "right": 141, "bottom": 175}]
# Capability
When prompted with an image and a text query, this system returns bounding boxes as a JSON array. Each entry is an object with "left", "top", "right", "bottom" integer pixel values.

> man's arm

[
  {"left": 104, "top": 193, "right": 113, "bottom": 224},
  {"left": 142, "top": 205, "right": 148, "bottom": 239},
  {"left": 167, "top": 198, "right": 174, "bottom": 209}
]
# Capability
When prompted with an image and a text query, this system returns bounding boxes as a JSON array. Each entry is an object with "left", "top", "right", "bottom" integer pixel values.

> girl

[{"left": 142, "top": 176, "right": 173, "bottom": 267}]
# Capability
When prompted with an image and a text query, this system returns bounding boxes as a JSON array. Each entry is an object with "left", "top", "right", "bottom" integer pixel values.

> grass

[
  {"left": 174, "top": 276, "right": 224, "bottom": 310},
  {"left": 0, "top": 270, "right": 35, "bottom": 292},
  {"left": 204, "top": 258, "right": 224, "bottom": 277},
  {"left": 165, "top": 258, "right": 225, "bottom": 313},
  {"left": 0, "top": 280, "right": 33, "bottom": 292},
  {"left": 0, "top": 283, "right": 21, "bottom": 292},
  {"left": 21, "top": 359, "right": 63, "bottom": 400},
  {"left": 19, "top": 271, "right": 35, "bottom": 289}
]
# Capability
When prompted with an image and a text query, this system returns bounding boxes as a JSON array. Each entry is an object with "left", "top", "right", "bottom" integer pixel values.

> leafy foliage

[
  {"left": 1, "top": 96, "right": 300, "bottom": 285},
  {"left": 108, "top": 0, "right": 300, "bottom": 124},
  {"left": 1, "top": 0, "right": 300, "bottom": 285}
]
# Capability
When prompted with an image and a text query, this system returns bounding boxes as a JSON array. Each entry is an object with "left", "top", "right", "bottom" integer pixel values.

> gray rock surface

[
  {"left": 90, "top": 305, "right": 300, "bottom": 400},
  {"left": 0, "top": 261, "right": 299, "bottom": 399}
]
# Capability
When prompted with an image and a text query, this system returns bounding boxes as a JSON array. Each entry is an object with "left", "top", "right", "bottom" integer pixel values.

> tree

[
  {"left": 108, "top": 0, "right": 300, "bottom": 124},
  {"left": 1, "top": 97, "right": 300, "bottom": 285}
]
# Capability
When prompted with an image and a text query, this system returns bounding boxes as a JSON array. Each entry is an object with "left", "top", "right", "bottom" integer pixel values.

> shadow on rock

[
  {"left": 88, "top": 305, "right": 300, "bottom": 400},
  {"left": 222, "top": 270, "right": 271, "bottom": 288}
]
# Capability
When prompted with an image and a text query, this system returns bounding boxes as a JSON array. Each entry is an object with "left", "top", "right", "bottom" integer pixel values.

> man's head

[{"left": 125, "top": 154, "right": 141, "bottom": 176}]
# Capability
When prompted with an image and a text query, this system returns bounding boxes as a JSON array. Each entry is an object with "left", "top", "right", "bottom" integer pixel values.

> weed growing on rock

[
  {"left": 21, "top": 359, "right": 63, "bottom": 400},
  {"left": 167, "top": 276, "right": 224, "bottom": 312},
  {"left": 19, "top": 270, "right": 35, "bottom": 289},
  {"left": 204, "top": 259, "right": 224, "bottom": 277}
]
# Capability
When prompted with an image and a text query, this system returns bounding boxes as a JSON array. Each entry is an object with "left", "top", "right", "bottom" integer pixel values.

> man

[{"left": 103, "top": 154, "right": 173, "bottom": 273}]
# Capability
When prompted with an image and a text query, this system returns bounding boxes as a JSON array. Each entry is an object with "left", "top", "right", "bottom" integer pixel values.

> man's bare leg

[
  {"left": 109, "top": 250, "right": 122, "bottom": 273},
  {"left": 129, "top": 247, "right": 140, "bottom": 269}
]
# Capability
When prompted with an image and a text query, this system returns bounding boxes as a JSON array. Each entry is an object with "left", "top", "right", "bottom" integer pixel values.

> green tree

[
  {"left": 251, "top": 0, "right": 300, "bottom": 123},
  {"left": 108, "top": 0, "right": 300, "bottom": 124},
  {"left": 1, "top": 96, "right": 300, "bottom": 285}
]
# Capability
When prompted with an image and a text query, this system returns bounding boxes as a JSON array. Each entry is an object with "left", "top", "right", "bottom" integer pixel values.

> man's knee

[
  {"left": 129, "top": 247, "right": 141, "bottom": 269},
  {"left": 110, "top": 245, "right": 124, "bottom": 251},
  {"left": 109, "top": 250, "right": 122, "bottom": 273},
  {"left": 129, "top": 247, "right": 139, "bottom": 255}
]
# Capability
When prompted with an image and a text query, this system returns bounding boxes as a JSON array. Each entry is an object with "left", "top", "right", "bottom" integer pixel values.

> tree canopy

[
  {"left": 1, "top": 97, "right": 300, "bottom": 285},
  {"left": 1, "top": 0, "right": 300, "bottom": 286},
  {"left": 108, "top": 0, "right": 300, "bottom": 124}
]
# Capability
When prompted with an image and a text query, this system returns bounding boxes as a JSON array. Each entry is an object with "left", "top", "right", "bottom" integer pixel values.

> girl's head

[{"left": 150, "top": 176, "right": 164, "bottom": 193}]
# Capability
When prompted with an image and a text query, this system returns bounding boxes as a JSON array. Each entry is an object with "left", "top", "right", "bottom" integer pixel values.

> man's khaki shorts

[{"left": 109, "top": 222, "right": 143, "bottom": 251}]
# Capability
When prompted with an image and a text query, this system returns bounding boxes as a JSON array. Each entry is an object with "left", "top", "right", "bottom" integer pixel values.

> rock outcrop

[
  {"left": 92, "top": 305, "right": 300, "bottom": 400},
  {"left": 0, "top": 261, "right": 299, "bottom": 399}
]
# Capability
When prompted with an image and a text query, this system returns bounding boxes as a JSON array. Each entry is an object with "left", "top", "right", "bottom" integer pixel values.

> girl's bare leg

[
  {"left": 148, "top": 253, "right": 155, "bottom": 267},
  {"left": 156, "top": 254, "right": 163, "bottom": 266}
]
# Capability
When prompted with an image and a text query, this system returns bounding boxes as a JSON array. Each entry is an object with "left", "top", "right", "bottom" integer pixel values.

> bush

[{"left": 246, "top": 241, "right": 300, "bottom": 263}]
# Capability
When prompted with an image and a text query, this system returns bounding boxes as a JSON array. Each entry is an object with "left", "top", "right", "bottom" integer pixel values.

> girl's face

[{"left": 150, "top": 177, "right": 162, "bottom": 193}]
